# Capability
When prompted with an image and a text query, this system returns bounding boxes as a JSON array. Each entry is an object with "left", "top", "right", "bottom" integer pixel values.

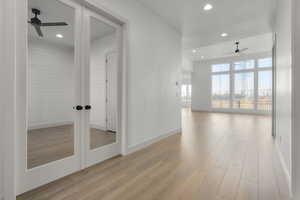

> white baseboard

[
  {"left": 125, "top": 128, "right": 182, "bottom": 155},
  {"left": 191, "top": 108, "right": 271, "bottom": 115},
  {"left": 90, "top": 124, "right": 107, "bottom": 131},
  {"left": 275, "top": 142, "right": 293, "bottom": 198},
  {"left": 28, "top": 121, "right": 73, "bottom": 130}
]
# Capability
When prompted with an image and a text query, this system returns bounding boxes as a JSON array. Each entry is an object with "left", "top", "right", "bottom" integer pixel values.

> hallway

[{"left": 18, "top": 110, "right": 289, "bottom": 200}]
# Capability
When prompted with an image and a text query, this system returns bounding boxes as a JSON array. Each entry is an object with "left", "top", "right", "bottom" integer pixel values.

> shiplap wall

[{"left": 28, "top": 39, "right": 74, "bottom": 129}]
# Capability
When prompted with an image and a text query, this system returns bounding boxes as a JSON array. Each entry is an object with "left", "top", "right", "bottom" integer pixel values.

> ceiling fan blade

[
  {"left": 239, "top": 48, "right": 249, "bottom": 53},
  {"left": 33, "top": 24, "right": 43, "bottom": 37},
  {"left": 41, "top": 22, "right": 68, "bottom": 26}
]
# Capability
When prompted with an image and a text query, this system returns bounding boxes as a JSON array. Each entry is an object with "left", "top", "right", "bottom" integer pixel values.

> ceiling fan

[
  {"left": 28, "top": 8, "right": 68, "bottom": 37},
  {"left": 230, "top": 41, "right": 248, "bottom": 55}
]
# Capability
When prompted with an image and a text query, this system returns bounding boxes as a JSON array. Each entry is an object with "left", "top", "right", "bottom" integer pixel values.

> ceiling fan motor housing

[{"left": 31, "top": 8, "right": 42, "bottom": 25}]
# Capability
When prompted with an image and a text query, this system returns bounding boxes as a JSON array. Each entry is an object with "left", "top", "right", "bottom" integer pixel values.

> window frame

[{"left": 211, "top": 57, "right": 272, "bottom": 114}]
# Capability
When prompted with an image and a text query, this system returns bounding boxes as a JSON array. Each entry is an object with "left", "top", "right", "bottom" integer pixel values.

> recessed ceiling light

[
  {"left": 221, "top": 33, "right": 228, "bottom": 37},
  {"left": 192, "top": 49, "right": 197, "bottom": 53},
  {"left": 203, "top": 3, "right": 213, "bottom": 11},
  {"left": 56, "top": 34, "right": 63, "bottom": 38},
  {"left": 201, "top": 56, "right": 204, "bottom": 59}
]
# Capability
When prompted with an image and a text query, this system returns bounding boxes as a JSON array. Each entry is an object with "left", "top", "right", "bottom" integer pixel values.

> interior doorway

[{"left": 17, "top": 0, "right": 124, "bottom": 194}]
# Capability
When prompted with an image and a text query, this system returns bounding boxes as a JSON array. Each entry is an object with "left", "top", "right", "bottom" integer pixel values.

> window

[
  {"left": 258, "top": 57, "right": 272, "bottom": 68},
  {"left": 234, "top": 60, "right": 255, "bottom": 70},
  {"left": 233, "top": 72, "right": 254, "bottom": 109},
  {"left": 211, "top": 57, "right": 273, "bottom": 113},
  {"left": 182, "top": 84, "right": 192, "bottom": 106},
  {"left": 257, "top": 71, "right": 272, "bottom": 111},
  {"left": 212, "top": 64, "right": 230, "bottom": 73},
  {"left": 212, "top": 74, "right": 230, "bottom": 108}
]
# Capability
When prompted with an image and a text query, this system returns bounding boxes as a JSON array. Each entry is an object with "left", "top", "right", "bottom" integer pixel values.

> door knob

[
  {"left": 85, "top": 105, "right": 92, "bottom": 110},
  {"left": 74, "top": 105, "right": 83, "bottom": 111}
]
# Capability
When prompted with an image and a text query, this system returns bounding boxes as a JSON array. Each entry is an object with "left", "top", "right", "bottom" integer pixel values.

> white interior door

[
  {"left": 18, "top": 0, "right": 122, "bottom": 194},
  {"left": 106, "top": 52, "right": 118, "bottom": 132},
  {"left": 83, "top": 9, "right": 121, "bottom": 168},
  {"left": 18, "top": 0, "right": 83, "bottom": 194}
]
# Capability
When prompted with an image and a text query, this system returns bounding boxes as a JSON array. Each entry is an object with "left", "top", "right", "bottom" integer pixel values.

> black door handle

[
  {"left": 85, "top": 105, "right": 92, "bottom": 110},
  {"left": 74, "top": 105, "right": 83, "bottom": 111}
]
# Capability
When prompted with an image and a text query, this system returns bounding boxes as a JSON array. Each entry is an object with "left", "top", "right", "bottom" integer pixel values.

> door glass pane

[
  {"left": 89, "top": 17, "right": 117, "bottom": 150},
  {"left": 234, "top": 60, "right": 255, "bottom": 70},
  {"left": 27, "top": 0, "right": 75, "bottom": 169},
  {"left": 212, "top": 74, "right": 230, "bottom": 108},
  {"left": 258, "top": 71, "right": 272, "bottom": 111},
  {"left": 233, "top": 72, "right": 254, "bottom": 109}
]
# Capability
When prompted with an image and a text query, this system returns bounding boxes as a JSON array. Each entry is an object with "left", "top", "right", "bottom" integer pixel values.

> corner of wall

[
  {"left": 275, "top": 141, "right": 293, "bottom": 197},
  {"left": 125, "top": 128, "right": 181, "bottom": 155}
]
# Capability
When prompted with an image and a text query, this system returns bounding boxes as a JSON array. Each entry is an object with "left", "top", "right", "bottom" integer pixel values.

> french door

[{"left": 17, "top": 0, "right": 121, "bottom": 194}]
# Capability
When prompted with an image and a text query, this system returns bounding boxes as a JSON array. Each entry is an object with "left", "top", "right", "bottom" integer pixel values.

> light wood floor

[
  {"left": 28, "top": 125, "right": 116, "bottom": 169},
  {"left": 20, "top": 110, "right": 290, "bottom": 200}
]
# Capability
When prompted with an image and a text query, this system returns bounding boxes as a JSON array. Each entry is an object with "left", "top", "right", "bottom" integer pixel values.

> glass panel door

[
  {"left": 19, "top": 0, "right": 82, "bottom": 194},
  {"left": 212, "top": 74, "right": 230, "bottom": 108},
  {"left": 27, "top": 0, "right": 77, "bottom": 169},
  {"left": 257, "top": 70, "right": 272, "bottom": 111},
  {"left": 233, "top": 72, "right": 254, "bottom": 109},
  {"left": 84, "top": 9, "right": 121, "bottom": 168}
]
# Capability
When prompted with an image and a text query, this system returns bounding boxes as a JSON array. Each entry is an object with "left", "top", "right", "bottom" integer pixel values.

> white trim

[
  {"left": 276, "top": 142, "right": 293, "bottom": 198},
  {"left": 28, "top": 121, "right": 74, "bottom": 130},
  {"left": 291, "top": 0, "right": 298, "bottom": 198},
  {"left": 125, "top": 129, "right": 182, "bottom": 155},
  {"left": 191, "top": 108, "right": 271, "bottom": 115},
  {"left": 3, "top": 0, "right": 17, "bottom": 199}
]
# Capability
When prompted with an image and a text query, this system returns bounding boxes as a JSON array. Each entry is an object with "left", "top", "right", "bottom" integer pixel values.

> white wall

[
  {"left": 292, "top": 0, "right": 300, "bottom": 198},
  {"left": 192, "top": 52, "right": 272, "bottom": 112},
  {"left": 90, "top": 34, "right": 116, "bottom": 130},
  {"left": 274, "top": 0, "right": 293, "bottom": 188},
  {"left": 191, "top": 61, "right": 211, "bottom": 111},
  {"left": 88, "top": 0, "right": 182, "bottom": 149},
  {"left": 28, "top": 39, "right": 74, "bottom": 129},
  {"left": 0, "top": 0, "right": 4, "bottom": 198}
]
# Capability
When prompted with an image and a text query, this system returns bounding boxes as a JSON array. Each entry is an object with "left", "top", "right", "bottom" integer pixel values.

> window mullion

[
  {"left": 254, "top": 59, "right": 259, "bottom": 111},
  {"left": 230, "top": 62, "right": 234, "bottom": 109}
]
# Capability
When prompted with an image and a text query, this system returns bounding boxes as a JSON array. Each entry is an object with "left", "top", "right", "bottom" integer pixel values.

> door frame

[{"left": 3, "top": 0, "right": 129, "bottom": 199}]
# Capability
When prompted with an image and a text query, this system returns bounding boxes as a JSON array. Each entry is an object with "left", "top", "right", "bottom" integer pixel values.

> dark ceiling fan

[
  {"left": 225, "top": 41, "right": 248, "bottom": 56},
  {"left": 28, "top": 8, "right": 68, "bottom": 37},
  {"left": 233, "top": 41, "right": 248, "bottom": 54}
]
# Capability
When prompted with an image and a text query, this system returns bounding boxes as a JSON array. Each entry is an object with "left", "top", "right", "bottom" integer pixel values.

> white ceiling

[
  {"left": 138, "top": 0, "right": 277, "bottom": 49},
  {"left": 28, "top": 0, "right": 115, "bottom": 48},
  {"left": 185, "top": 33, "right": 273, "bottom": 61}
]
